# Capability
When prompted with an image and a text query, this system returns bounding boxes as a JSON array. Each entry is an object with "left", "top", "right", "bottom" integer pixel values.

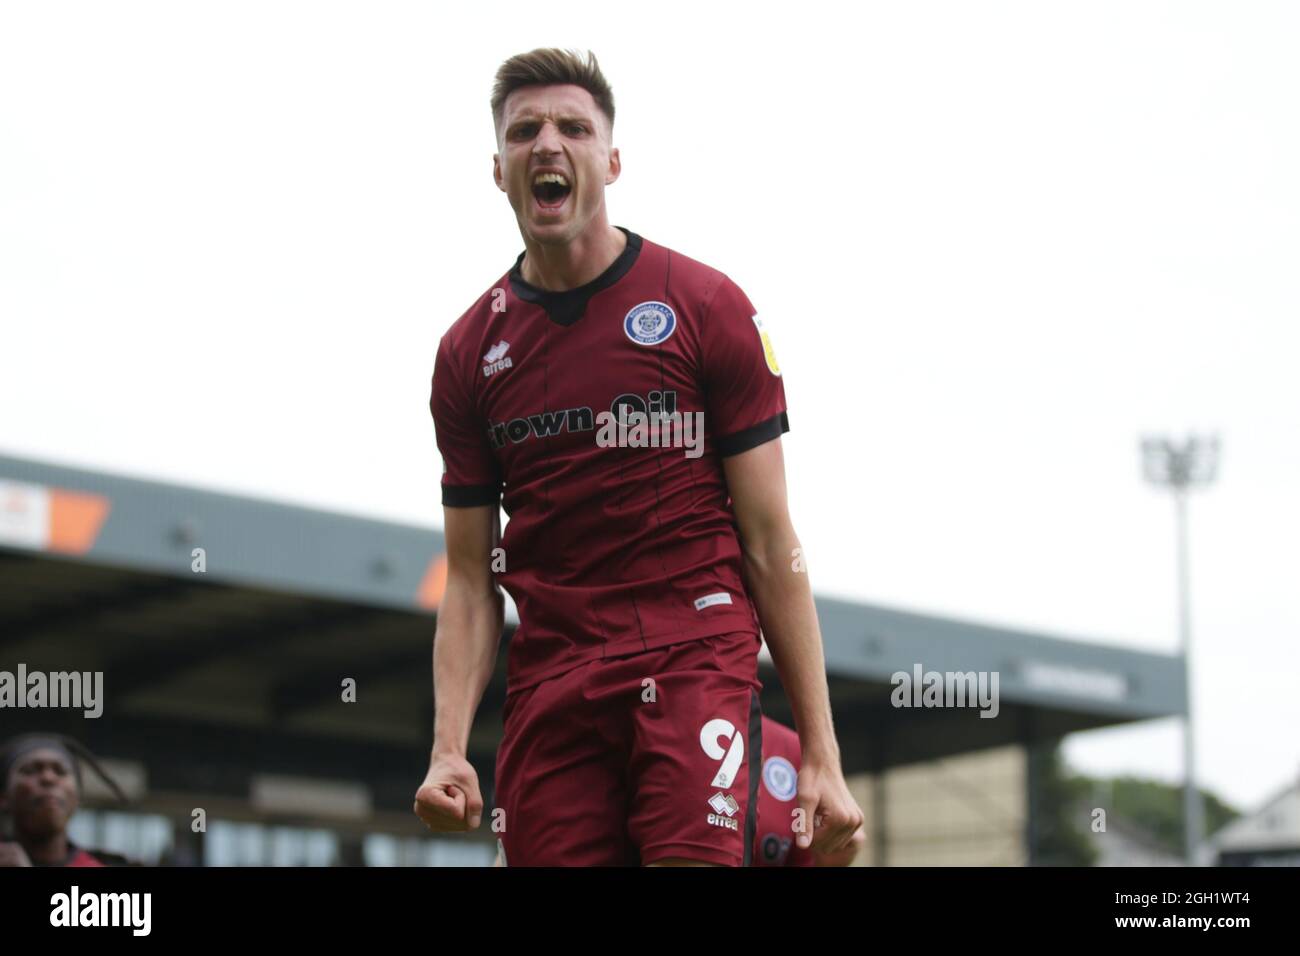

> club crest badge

[
  {"left": 762, "top": 755, "right": 798, "bottom": 802},
  {"left": 624, "top": 301, "right": 676, "bottom": 346}
]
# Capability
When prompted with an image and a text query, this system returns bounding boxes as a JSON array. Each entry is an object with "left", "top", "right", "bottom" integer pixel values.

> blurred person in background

[
  {"left": 0, "top": 733, "right": 134, "bottom": 867},
  {"left": 753, "top": 716, "right": 865, "bottom": 867}
]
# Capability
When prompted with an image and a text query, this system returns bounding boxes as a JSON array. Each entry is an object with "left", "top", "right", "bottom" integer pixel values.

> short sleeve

[
  {"left": 701, "top": 275, "right": 789, "bottom": 457},
  {"left": 430, "top": 334, "right": 502, "bottom": 507}
]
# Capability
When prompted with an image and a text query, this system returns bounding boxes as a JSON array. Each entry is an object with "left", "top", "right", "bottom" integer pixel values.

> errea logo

[
  {"left": 707, "top": 791, "right": 740, "bottom": 831},
  {"left": 483, "top": 341, "right": 512, "bottom": 377}
]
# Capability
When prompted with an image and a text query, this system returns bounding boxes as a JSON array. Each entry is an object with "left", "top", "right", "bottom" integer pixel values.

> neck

[
  {"left": 519, "top": 217, "right": 627, "bottom": 292},
  {"left": 21, "top": 830, "right": 70, "bottom": 865}
]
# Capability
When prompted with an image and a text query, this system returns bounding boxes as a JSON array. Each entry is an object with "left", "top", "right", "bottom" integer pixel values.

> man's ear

[
  {"left": 493, "top": 153, "right": 506, "bottom": 193},
  {"left": 606, "top": 146, "right": 621, "bottom": 186}
]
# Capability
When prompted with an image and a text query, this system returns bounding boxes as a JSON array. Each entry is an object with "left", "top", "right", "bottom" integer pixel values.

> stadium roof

[{"left": 1, "top": 451, "right": 1185, "bottom": 816}]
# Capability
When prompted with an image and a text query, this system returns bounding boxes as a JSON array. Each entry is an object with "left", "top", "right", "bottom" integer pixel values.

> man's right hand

[
  {"left": 813, "top": 824, "right": 865, "bottom": 867},
  {"left": 0, "top": 841, "right": 32, "bottom": 867},
  {"left": 414, "top": 752, "right": 484, "bottom": 832}
]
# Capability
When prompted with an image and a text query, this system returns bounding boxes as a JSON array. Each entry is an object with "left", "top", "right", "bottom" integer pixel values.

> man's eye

[{"left": 564, "top": 124, "right": 587, "bottom": 135}]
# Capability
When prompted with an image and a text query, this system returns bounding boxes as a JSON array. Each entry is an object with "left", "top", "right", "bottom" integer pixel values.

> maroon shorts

[{"left": 493, "top": 630, "right": 764, "bottom": 866}]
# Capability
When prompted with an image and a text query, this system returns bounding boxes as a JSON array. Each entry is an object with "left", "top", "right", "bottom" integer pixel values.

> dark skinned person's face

[{"left": 1, "top": 748, "right": 79, "bottom": 838}]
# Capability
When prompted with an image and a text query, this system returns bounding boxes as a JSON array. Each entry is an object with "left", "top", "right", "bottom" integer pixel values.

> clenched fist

[{"left": 414, "top": 752, "right": 484, "bottom": 832}]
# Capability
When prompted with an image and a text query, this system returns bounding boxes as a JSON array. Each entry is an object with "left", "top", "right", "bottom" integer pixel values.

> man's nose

[{"left": 532, "top": 120, "right": 563, "bottom": 156}]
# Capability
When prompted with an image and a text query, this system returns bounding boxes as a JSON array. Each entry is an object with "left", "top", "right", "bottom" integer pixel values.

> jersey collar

[{"left": 508, "top": 226, "right": 643, "bottom": 327}]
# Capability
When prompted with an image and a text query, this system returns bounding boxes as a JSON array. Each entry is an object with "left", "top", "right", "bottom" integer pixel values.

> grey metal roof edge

[
  {"left": 0, "top": 450, "right": 441, "bottom": 538},
  {"left": 815, "top": 594, "right": 1185, "bottom": 719},
  {"left": 0, "top": 451, "right": 448, "bottom": 613},
  {"left": 816, "top": 591, "right": 1181, "bottom": 666}
]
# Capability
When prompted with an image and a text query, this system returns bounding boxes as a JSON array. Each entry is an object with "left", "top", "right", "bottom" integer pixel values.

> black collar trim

[{"left": 508, "top": 227, "right": 642, "bottom": 326}]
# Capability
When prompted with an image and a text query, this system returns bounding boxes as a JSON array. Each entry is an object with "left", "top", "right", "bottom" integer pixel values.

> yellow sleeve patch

[{"left": 751, "top": 314, "right": 781, "bottom": 377}]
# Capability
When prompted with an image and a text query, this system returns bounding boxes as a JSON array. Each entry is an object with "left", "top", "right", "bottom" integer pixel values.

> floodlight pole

[
  {"left": 1140, "top": 435, "right": 1219, "bottom": 866},
  {"left": 1174, "top": 484, "right": 1198, "bottom": 866}
]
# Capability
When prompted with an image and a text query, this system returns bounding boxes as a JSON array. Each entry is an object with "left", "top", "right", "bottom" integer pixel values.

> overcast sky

[{"left": 2, "top": 1, "right": 1296, "bottom": 813}]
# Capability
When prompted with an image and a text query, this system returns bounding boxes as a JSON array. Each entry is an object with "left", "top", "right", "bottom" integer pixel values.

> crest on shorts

[
  {"left": 762, "top": 755, "right": 798, "bottom": 802},
  {"left": 624, "top": 301, "right": 676, "bottom": 346}
]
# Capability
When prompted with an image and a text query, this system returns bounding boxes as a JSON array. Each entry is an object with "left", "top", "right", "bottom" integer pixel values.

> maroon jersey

[
  {"left": 753, "top": 716, "right": 814, "bottom": 867},
  {"left": 66, "top": 847, "right": 106, "bottom": 867},
  {"left": 430, "top": 227, "right": 788, "bottom": 692}
]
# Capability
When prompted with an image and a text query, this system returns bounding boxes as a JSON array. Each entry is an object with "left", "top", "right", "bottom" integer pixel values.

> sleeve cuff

[
  {"left": 716, "top": 410, "right": 789, "bottom": 457},
  {"left": 442, "top": 482, "right": 502, "bottom": 507}
]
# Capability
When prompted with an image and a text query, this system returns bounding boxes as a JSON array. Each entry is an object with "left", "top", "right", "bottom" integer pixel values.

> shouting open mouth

[{"left": 532, "top": 170, "right": 572, "bottom": 215}]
